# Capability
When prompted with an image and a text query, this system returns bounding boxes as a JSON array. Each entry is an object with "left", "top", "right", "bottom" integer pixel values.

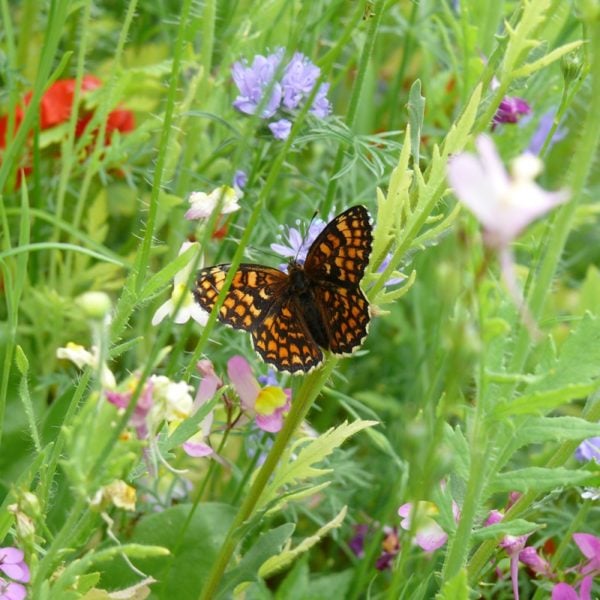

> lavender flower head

[
  {"left": 232, "top": 48, "right": 331, "bottom": 140},
  {"left": 271, "top": 217, "right": 327, "bottom": 268},
  {"left": 232, "top": 49, "right": 284, "bottom": 118},
  {"left": 575, "top": 437, "right": 600, "bottom": 463}
]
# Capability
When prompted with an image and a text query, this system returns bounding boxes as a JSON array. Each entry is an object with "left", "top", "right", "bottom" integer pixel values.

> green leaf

[
  {"left": 510, "top": 416, "right": 600, "bottom": 447},
  {"left": 219, "top": 524, "right": 295, "bottom": 599},
  {"left": 488, "top": 467, "right": 596, "bottom": 494},
  {"left": 436, "top": 569, "right": 469, "bottom": 600},
  {"left": 493, "top": 382, "right": 598, "bottom": 417},
  {"left": 97, "top": 503, "right": 235, "bottom": 600},
  {"left": 259, "top": 506, "right": 347, "bottom": 578},
  {"left": 164, "top": 393, "right": 221, "bottom": 450},
  {"left": 472, "top": 519, "right": 540, "bottom": 541},
  {"left": 256, "top": 420, "right": 377, "bottom": 512},
  {"left": 407, "top": 79, "right": 425, "bottom": 165}
]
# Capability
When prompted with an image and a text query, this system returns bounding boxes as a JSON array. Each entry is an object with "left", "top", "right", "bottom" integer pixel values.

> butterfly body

[{"left": 194, "top": 205, "right": 372, "bottom": 373}]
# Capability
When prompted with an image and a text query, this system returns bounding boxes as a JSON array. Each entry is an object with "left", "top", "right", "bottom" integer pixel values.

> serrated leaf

[
  {"left": 436, "top": 569, "right": 468, "bottom": 600},
  {"left": 256, "top": 420, "right": 376, "bottom": 512},
  {"left": 259, "top": 507, "right": 347, "bottom": 578},
  {"left": 443, "top": 424, "right": 470, "bottom": 479},
  {"left": 510, "top": 416, "right": 600, "bottom": 447},
  {"left": 488, "top": 467, "right": 595, "bottom": 494},
  {"left": 219, "top": 524, "right": 295, "bottom": 599}
]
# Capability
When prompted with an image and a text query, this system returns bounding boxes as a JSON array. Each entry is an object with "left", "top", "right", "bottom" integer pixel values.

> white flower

[
  {"left": 447, "top": 135, "right": 569, "bottom": 248},
  {"left": 151, "top": 242, "right": 208, "bottom": 327},
  {"left": 184, "top": 185, "right": 241, "bottom": 221},
  {"left": 56, "top": 342, "right": 116, "bottom": 389},
  {"left": 150, "top": 375, "right": 194, "bottom": 424}
]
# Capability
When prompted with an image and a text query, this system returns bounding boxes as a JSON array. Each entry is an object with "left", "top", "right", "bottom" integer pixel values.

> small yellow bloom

[{"left": 255, "top": 386, "right": 287, "bottom": 416}]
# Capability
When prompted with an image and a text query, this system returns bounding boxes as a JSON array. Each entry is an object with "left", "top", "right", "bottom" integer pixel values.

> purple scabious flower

[
  {"left": 232, "top": 50, "right": 284, "bottom": 118},
  {"left": 493, "top": 96, "right": 531, "bottom": 126},
  {"left": 271, "top": 217, "right": 327, "bottom": 267},
  {"left": 528, "top": 108, "right": 567, "bottom": 155},
  {"left": 575, "top": 437, "right": 600, "bottom": 463},
  {"left": 232, "top": 49, "right": 331, "bottom": 140}
]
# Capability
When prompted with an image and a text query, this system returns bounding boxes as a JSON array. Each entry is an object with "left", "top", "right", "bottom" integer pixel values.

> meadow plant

[{"left": 1, "top": 1, "right": 600, "bottom": 599}]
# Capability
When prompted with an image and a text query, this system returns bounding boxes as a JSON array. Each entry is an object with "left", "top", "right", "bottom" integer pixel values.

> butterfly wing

[
  {"left": 194, "top": 264, "right": 323, "bottom": 372},
  {"left": 252, "top": 297, "right": 323, "bottom": 373},
  {"left": 304, "top": 205, "right": 373, "bottom": 354},
  {"left": 304, "top": 205, "right": 373, "bottom": 286},
  {"left": 194, "top": 264, "right": 288, "bottom": 331}
]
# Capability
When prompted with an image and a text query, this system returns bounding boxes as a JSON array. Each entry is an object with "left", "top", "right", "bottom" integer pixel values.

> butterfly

[{"left": 193, "top": 205, "right": 373, "bottom": 373}]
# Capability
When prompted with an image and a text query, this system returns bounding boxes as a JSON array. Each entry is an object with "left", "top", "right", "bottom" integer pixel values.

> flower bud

[
  {"left": 76, "top": 291, "right": 112, "bottom": 320},
  {"left": 561, "top": 52, "right": 583, "bottom": 85}
]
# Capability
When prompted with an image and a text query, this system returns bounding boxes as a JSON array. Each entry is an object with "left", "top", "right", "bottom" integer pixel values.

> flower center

[{"left": 255, "top": 386, "right": 287, "bottom": 416}]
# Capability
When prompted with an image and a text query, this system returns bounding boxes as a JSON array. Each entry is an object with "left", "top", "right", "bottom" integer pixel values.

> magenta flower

[
  {"left": 493, "top": 95, "right": 531, "bottom": 126},
  {"left": 106, "top": 379, "right": 154, "bottom": 440},
  {"left": 347, "top": 523, "right": 400, "bottom": 571},
  {"left": 348, "top": 524, "right": 369, "bottom": 559},
  {"left": 573, "top": 533, "right": 600, "bottom": 576},
  {"left": 0, "top": 578, "right": 27, "bottom": 600},
  {"left": 0, "top": 549, "right": 29, "bottom": 584},
  {"left": 552, "top": 576, "right": 594, "bottom": 600},
  {"left": 227, "top": 355, "right": 291, "bottom": 433}
]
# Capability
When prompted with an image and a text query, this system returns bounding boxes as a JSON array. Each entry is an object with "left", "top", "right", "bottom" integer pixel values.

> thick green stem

[{"left": 199, "top": 358, "right": 338, "bottom": 600}]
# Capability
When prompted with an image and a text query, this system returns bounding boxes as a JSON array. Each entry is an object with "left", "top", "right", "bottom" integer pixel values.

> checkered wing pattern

[
  {"left": 194, "top": 264, "right": 322, "bottom": 372},
  {"left": 194, "top": 205, "right": 373, "bottom": 373}
]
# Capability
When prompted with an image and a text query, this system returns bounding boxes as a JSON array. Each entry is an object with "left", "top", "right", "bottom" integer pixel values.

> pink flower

[
  {"left": 0, "top": 549, "right": 29, "bottom": 583},
  {"left": 182, "top": 360, "right": 222, "bottom": 458},
  {"left": 0, "top": 578, "right": 27, "bottom": 600},
  {"left": 552, "top": 576, "right": 593, "bottom": 600},
  {"left": 397, "top": 501, "right": 458, "bottom": 552},
  {"left": 106, "top": 379, "right": 154, "bottom": 440},
  {"left": 447, "top": 135, "right": 569, "bottom": 250},
  {"left": 227, "top": 355, "right": 291, "bottom": 433},
  {"left": 573, "top": 533, "right": 600, "bottom": 576}
]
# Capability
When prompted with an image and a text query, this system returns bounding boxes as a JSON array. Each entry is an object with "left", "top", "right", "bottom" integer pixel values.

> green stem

[
  {"left": 199, "top": 358, "right": 338, "bottom": 599},
  {"left": 322, "top": 0, "right": 386, "bottom": 216}
]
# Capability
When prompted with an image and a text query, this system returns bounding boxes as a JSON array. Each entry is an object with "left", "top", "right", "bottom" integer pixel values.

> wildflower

[
  {"left": 552, "top": 576, "right": 593, "bottom": 600},
  {"left": 448, "top": 135, "right": 568, "bottom": 249},
  {"left": 227, "top": 355, "right": 291, "bottom": 433},
  {"left": 528, "top": 108, "right": 567, "bottom": 155},
  {"left": 184, "top": 186, "right": 241, "bottom": 221},
  {"left": 106, "top": 377, "right": 154, "bottom": 439},
  {"left": 377, "top": 253, "right": 404, "bottom": 286},
  {"left": 348, "top": 523, "right": 369, "bottom": 558},
  {"left": 519, "top": 545, "right": 553, "bottom": 578},
  {"left": 232, "top": 48, "right": 331, "bottom": 140},
  {"left": 150, "top": 375, "right": 194, "bottom": 429},
  {"left": 56, "top": 341, "right": 116, "bottom": 389},
  {"left": 397, "top": 501, "right": 452, "bottom": 552},
  {"left": 376, "top": 527, "right": 400, "bottom": 570},
  {"left": 493, "top": 95, "right": 531, "bottom": 126},
  {"left": 182, "top": 360, "right": 222, "bottom": 458},
  {"left": 233, "top": 169, "right": 248, "bottom": 191},
  {"left": 573, "top": 533, "right": 600, "bottom": 576},
  {"left": 0, "top": 578, "right": 27, "bottom": 600},
  {"left": 232, "top": 50, "right": 284, "bottom": 118},
  {"left": 271, "top": 217, "right": 327, "bottom": 265},
  {"left": 575, "top": 437, "right": 600, "bottom": 463},
  {"left": 268, "top": 118, "right": 292, "bottom": 140},
  {"left": 91, "top": 480, "right": 137, "bottom": 511},
  {"left": 0, "top": 548, "right": 29, "bottom": 585},
  {"left": 581, "top": 488, "right": 600, "bottom": 501},
  {"left": 151, "top": 242, "right": 208, "bottom": 327}
]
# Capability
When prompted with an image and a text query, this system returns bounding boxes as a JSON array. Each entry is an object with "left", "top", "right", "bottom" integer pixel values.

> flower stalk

[{"left": 199, "top": 357, "right": 338, "bottom": 599}]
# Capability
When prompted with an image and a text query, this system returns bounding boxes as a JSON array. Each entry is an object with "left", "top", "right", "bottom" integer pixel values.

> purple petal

[
  {"left": 575, "top": 437, "right": 600, "bottom": 462},
  {"left": 0, "top": 579, "right": 27, "bottom": 600},
  {"left": 194, "top": 360, "right": 222, "bottom": 408},
  {"left": 510, "top": 555, "right": 520, "bottom": 600},
  {"left": 255, "top": 411, "right": 284, "bottom": 433},
  {"left": 233, "top": 170, "right": 247, "bottom": 190},
  {"left": 349, "top": 524, "right": 369, "bottom": 558},
  {"left": 105, "top": 390, "right": 131, "bottom": 409},
  {"left": 268, "top": 119, "right": 292, "bottom": 140},
  {"left": 573, "top": 532, "right": 600, "bottom": 561},
  {"left": 484, "top": 509, "right": 504, "bottom": 526},
  {"left": 580, "top": 575, "right": 593, "bottom": 600},
  {"left": 0, "top": 548, "right": 24, "bottom": 565},
  {"left": 227, "top": 355, "right": 260, "bottom": 410},
  {"left": 0, "top": 560, "right": 29, "bottom": 584},
  {"left": 493, "top": 96, "right": 531, "bottom": 125},
  {"left": 182, "top": 441, "right": 214, "bottom": 457},
  {"left": 528, "top": 109, "right": 567, "bottom": 155},
  {"left": 552, "top": 583, "right": 579, "bottom": 600},
  {"left": 414, "top": 521, "right": 448, "bottom": 552}
]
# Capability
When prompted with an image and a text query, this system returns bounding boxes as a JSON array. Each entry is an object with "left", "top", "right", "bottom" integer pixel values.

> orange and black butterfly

[{"left": 193, "top": 205, "right": 372, "bottom": 373}]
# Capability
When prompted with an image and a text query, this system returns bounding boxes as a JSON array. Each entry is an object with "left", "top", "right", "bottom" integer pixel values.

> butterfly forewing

[
  {"left": 194, "top": 264, "right": 287, "bottom": 330},
  {"left": 304, "top": 205, "right": 372, "bottom": 286}
]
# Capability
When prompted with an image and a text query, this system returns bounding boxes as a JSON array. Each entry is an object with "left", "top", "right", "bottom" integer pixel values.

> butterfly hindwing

[
  {"left": 252, "top": 297, "right": 323, "bottom": 373},
  {"left": 304, "top": 205, "right": 372, "bottom": 286},
  {"left": 194, "top": 264, "right": 287, "bottom": 330},
  {"left": 313, "top": 285, "right": 370, "bottom": 354}
]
